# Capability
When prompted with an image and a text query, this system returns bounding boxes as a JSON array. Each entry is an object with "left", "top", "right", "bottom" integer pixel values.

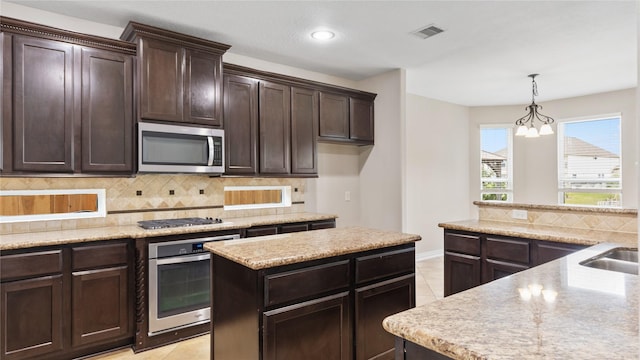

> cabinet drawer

[
  {"left": 1, "top": 250, "right": 63, "bottom": 280},
  {"left": 72, "top": 242, "right": 128, "bottom": 270},
  {"left": 265, "top": 260, "right": 350, "bottom": 307},
  {"left": 444, "top": 232, "right": 480, "bottom": 255},
  {"left": 309, "top": 220, "right": 336, "bottom": 230},
  {"left": 279, "top": 223, "right": 308, "bottom": 233},
  {"left": 355, "top": 248, "right": 415, "bottom": 284},
  {"left": 246, "top": 226, "right": 279, "bottom": 238},
  {"left": 485, "top": 237, "right": 530, "bottom": 265}
]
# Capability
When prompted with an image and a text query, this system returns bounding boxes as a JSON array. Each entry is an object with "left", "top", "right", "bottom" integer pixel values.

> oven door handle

[{"left": 154, "top": 253, "right": 210, "bottom": 266}]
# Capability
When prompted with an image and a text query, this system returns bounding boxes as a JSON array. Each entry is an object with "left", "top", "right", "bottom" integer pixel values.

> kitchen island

[
  {"left": 383, "top": 243, "right": 639, "bottom": 359},
  {"left": 204, "top": 226, "right": 421, "bottom": 360}
]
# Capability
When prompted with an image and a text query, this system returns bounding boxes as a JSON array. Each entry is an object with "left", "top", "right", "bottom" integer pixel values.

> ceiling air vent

[{"left": 412, "top": 25, "right": 444, "bottom": 39}]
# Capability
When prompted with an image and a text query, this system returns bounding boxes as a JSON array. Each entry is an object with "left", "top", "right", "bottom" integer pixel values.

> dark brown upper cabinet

[
  {"left": 259, "top": 81, "right": 291, "bottom": 174},
  {"left": 80, "top": 48, "right": 134, "bottom": 173},
  {"left": 224, "top": 74, "right": 259, "bottom": 175},
  {"left": 121, "top": 21, "right": 230, "bottom": 127},
  {"left": 11, "top": 35, "right": 75, "bottom": 173},
  {"left": 319, "top": 91, "right": 376, "bottom": 145},
  {"left": 291, "top": 87, "right": 318, "bottom": 174},
  {"left": 1, "top": 17, "right": 136, "bottom": 175}
]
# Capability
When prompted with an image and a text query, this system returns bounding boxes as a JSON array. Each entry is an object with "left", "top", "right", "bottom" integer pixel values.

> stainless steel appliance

[
  {"left": 148, "top": 233, "right": 239, "bottom": 336},
  {"left": 138, "top": 122, "right": 224, "bottom": 174}
]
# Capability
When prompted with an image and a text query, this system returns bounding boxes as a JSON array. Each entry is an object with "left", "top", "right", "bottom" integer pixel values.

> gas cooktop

[{"left": 137, "top": 217, "right": 223, "bottom": 230}]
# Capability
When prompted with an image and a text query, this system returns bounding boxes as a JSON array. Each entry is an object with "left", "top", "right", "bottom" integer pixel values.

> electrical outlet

[
  {"left": 512, "top": 209, "right": 528, "bottom": 220},
  {"left": 345, "top": 191, "right": 351, "bottom": 201}
]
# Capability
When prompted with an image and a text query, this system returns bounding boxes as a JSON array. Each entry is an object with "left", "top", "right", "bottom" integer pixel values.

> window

[
  {"left": 557, "top": 115, "right": 621, "bottom": 207},
  {"left": 480, "top": 126, "right": 513, "bottom": 202}
]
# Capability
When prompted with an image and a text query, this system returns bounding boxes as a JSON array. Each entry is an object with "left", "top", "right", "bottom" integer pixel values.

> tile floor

[{"left": 88, "top": 256, "right": 444, "bottom": 360}]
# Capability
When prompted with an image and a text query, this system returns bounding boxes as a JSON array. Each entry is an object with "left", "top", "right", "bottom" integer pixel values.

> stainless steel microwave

[{"left": 138, "top": 122, "right": 224, "bottom": 174}]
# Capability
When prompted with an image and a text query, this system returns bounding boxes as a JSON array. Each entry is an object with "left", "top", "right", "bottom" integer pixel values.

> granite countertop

[
  {"left": 383, "top": 243, "right": 639, "bottom": 359},
  {"left": 439, "top": 219, "right": 638, "bottom": 248},
  {"left": 0, "top": 212, "right": 337, "bottom": 251},
  {"left": 204, "top": 226, "right": 421, "bottom": 270}
]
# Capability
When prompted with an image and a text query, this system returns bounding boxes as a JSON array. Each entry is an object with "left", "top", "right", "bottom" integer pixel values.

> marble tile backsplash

[
  {"left": 478, "top": 206, "right": 637, "bottom": 233},
  {"left": 1, "top": 175, "right": 306, "bottom": 235}
]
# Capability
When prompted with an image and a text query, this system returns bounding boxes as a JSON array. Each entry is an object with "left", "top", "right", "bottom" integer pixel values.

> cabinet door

[
  {"left": 349, "top": 97, "right": 374, "bottom": 143},
  {"left": 224, "top": 74, "right": 258, "bottom": 174},
  {"left": 184, "top": 49, "right": 222, "bottom": 126},
  {"left": 1, "top": 275, "right": 64, "bottom": 360},
  {"left": 139, "top": 38, "right": 184, "bottom": 122},
  {"left": 535, "top": 241, "right": 586, "bottom": 266},
  {"left": 13, "top": 36, "right": 74, "bottom": 172},
  {"left": 81, "top": 48, "right": 133, "bottom": 173},
  {"left": 291, "top": 87, "right": 318, "bottom": 174},
  {"left": 279, "top": 223, "right": 309, "bottom": 234},
  {"left": 263, "top": 292, "right": 351, "bottom": 360},
  {"left": 355, "top": 275, "right": 414, "bottom": 360},
  {"left": 309, "top": 220, "right": 336, "bottom": 230},
  {"left": 319, "top": 92, "right": 348, "bottom": 139},
  {"left": 483, "top": 259, "right": 529, "bottom": 283},
  {"left": 444, "top": 252, "right": 481, "bottom": 297},
  {"left": 72, "top": 266, "right": 129, "bottom": 346},
  {"left": 259, "top": 81, "right": 290, "bottom": 174}
]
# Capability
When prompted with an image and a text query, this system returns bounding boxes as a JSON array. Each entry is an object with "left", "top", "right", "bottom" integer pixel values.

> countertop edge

[{"left": 0, "top": 212, "right": 338, "bottom": 251}]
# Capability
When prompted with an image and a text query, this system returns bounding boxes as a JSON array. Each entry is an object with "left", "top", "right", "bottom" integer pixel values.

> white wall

[
  {"left": 356, "top": 70, "right": 405, "bottom": 232},
  {"left": 405, "top": 94, "right": 472, "bottom": 257},
  {"left": 469, "top": 88, "right": 638, "bottom": 209}
]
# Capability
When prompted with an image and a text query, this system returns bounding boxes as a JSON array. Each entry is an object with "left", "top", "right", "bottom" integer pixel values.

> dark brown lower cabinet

[
  {"left": 0, "top": 240, "right": 133, "bottom": 360},
  {"left": 263, "top": 292, "right": 351, "bottom": 360},
  {"left": 444, "top": 251, "right": 481, "bottom": 297},
  {"left": 244, "top": 219, "right": 336, "bottom": 238},
  {"left": 71, "top": 266, "right": 129, "bottom": 346},
  {"left": 212, "top": 243, "right": 415, "bottom": 360},
  {"left": 395, "top": 339, "right": 452, "bottom": 360},
  {"left": 355, "top": 275, "right": 414, "bottom": 360},
  {"left": 1, "top": 275, "right": 64, "bottom": 360},
  {"left": 444, "top": 230, "right": 587, "bottom": 296}
]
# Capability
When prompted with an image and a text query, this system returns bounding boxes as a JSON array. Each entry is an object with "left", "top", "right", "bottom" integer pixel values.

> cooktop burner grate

[{"left": 137, "top": 217, "right": 223, "bottom": 230}]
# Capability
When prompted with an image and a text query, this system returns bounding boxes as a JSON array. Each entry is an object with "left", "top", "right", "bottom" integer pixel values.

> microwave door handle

[{"left": 207, "top": 136, "right": 214, "bottom": 166}]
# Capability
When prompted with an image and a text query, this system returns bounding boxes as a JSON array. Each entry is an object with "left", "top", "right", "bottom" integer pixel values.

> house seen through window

[
  {"left": 480, "top": 126, "right": 513, "bottom": 202},
  {"left": 557, "top": 115, "right": 621, "bottom": 207}
]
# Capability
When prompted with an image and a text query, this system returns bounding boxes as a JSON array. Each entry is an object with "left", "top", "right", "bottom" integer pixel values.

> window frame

[
  {"left": 556, "top": 113, "right": 622, "bottom": 208},
  {"left": 480, "top": 124, "right": 514, "bottom": 203}
]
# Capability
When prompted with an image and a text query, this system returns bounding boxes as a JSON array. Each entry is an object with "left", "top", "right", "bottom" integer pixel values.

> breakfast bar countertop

[
  {"left": 438, "top": 219, "right": 638, "bottom": 248},
  {"left": 383, "top": 243, "right": 639, "bottom": 360},
  {"left": 0, "top": 212, "right": 338, "bottom": 250},
  {"left": 204, "top": 226, "right": 421, "bottom": 269}
]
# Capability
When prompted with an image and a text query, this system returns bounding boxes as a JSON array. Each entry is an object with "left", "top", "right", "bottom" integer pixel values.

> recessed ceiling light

[{"left": 311, "top": 30, "right": 335, "bottom": 40}]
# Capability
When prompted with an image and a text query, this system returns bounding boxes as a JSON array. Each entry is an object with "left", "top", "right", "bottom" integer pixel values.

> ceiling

[{"left": 7, "top": 1, "right": 637, "bottom": 106}]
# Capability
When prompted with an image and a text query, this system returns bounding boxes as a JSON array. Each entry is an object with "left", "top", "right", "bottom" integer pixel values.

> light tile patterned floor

[{"left": 88, "top": 256, "right": 444, "bottom": 360}]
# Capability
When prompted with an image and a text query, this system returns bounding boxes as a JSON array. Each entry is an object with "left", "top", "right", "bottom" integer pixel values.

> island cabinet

[
  {"left": 120, "top": 21, "right": 230, "bottom": 127},
  {"left": 444, "top": 230, "right": 587, "bottom": 296},
  {"left": 0, "top": 240, "right": 134, "bottom": 360},
  {"left": 1, "top": 16, "right": 136, "bottom": 175},
  {"left": 211, "top": 242, "right": 416, "bottom": 360}
]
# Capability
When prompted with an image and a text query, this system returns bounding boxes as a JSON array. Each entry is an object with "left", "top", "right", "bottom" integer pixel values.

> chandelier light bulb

[
  {"left": 525, "top": 127, "right": 539, "bottom": 138},
  {"left": 515, "top": 125, "right": 528, "bottom": 136},
  {"left": 539, "top": 124, "right": 554, "bottom": 135}
]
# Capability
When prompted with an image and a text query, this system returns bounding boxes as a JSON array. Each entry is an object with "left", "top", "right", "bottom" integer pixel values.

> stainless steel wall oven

[{"left": 148, "top": 234, "right": 239, "bottom": 336}]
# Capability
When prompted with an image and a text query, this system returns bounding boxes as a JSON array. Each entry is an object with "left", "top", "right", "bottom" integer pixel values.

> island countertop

[
  {"left": 383, "top": 243, "right": 639, "bottom": 360},
  {"left": 204, "top": 226, "right": 421, "bottom": 270}
]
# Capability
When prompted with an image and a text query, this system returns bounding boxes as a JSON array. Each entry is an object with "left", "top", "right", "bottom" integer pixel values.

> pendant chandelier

[{"left": 515, "top": 74, "right": 555, "bottom": 138}]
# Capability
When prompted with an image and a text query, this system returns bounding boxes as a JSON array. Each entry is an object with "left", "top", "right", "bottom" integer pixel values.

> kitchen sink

[{"left": 579, "top": 248, "right": 638, "bottom": 275}]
